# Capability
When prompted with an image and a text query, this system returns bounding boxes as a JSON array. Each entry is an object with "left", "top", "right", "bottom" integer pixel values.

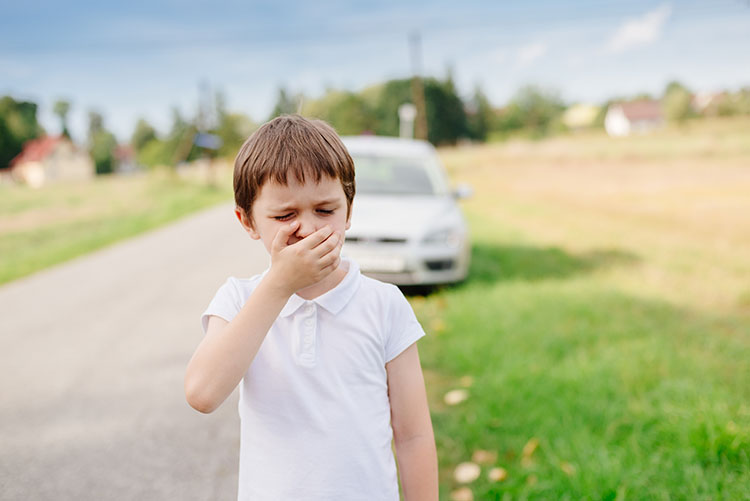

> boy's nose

[{"left": 295, "top": 216, "right": 317, "bottom": 239}]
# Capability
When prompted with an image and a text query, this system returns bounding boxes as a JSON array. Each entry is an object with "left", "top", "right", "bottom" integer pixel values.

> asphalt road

[{"left": 0, "top": 203, "right": 269, "bottom": 500}]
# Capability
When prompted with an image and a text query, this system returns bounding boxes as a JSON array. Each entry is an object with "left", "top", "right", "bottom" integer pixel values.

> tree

[
  {"left": 53, "top": 99, "right": 72, "bottom": 138},
  {"left": 500, "top": 85, "right": 565, "bottom": 137},
  {"left": 366, "top": 77, "right": 470, "bottom": 145},
  {"left": 302, "top": 90, "right": 376, "bottom": 136},
  {"left": 210, "top": 90, "right": 256, "bottom": 158},
  {"left": 269, "top": 87, "right": 301, "bottom": 119},
  {"left": 215, "top": 111, "right": 256, "bottom": 158},
  {"left": 466, "top": 86, "right": 495, "bottom": 141},
  {"left": 423, "top": 77, "right": 469, "bottom": 145},
  {"left": 371, "top": 79, "right": 413, "bottom": 137},
  {"left": 662, "top": 80, "right": 692, "bottom": 123},
  {"left": 87, "top": 110, "right": 117, "bottom": 175},
  {"left": 130, "top": 118, "right": 157, "bottom": 152},
  {"left": 0, "top": 96, "right": 45, "bottom": 169}
]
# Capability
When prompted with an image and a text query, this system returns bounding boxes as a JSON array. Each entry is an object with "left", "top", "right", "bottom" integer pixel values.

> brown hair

[{"left": 233, "top": 115, "right": 355, "bottom": 222}]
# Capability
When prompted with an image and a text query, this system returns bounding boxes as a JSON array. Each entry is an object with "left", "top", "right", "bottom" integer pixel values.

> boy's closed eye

[{"left": 273, "top": 209, "right": 335, "bottom": 221}]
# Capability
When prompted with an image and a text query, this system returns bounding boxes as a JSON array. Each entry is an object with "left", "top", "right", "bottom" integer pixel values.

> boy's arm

[
  {"left": 185, "top": 222, "right": 341, "bottom": 414},
  {"left": 387, "top": 343, "right": 439, "bottom": 500}
]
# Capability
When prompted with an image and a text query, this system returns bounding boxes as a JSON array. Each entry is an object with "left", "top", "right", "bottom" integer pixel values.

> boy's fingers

[
  {"left": 298, "top": 225, "right": 334, "bottom": 250},
  {"left": 312, "top": 231, "right": 341, "bottom": 257},
  {"left": 272, "top": 221, "right": 299, "bottom": 251},
  {"left": 321, "top": 252, "right": 341, "bottom": 272}
]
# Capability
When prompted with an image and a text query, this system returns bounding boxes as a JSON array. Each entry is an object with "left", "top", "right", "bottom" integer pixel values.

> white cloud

[
  {"left": 606, "top": 4, "right": 672, "bottom": 54},
  {"left": 517, "top": 42, "right": 548, "bottom": 65}
]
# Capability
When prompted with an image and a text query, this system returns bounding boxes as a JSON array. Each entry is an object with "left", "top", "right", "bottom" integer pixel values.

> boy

[{"left": 185, "top": 115, "right": 438, "bottom": 500}]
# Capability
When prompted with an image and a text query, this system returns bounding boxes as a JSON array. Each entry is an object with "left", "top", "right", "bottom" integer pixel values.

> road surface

[{"left": 0, "top": 202, "right": 269, "bottom": 500}]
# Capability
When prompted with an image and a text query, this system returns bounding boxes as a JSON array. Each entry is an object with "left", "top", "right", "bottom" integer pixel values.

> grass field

[
  {"left": 0, "top": 163, "right": 233, "bottom": 285},
  {"left": 416, "top": 117, "right": 750, "bottom": 499}
]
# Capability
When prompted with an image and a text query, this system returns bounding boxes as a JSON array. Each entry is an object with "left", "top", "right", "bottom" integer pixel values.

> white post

[{"left": 398, "top": 103, "right": 417, "bottom": 139}]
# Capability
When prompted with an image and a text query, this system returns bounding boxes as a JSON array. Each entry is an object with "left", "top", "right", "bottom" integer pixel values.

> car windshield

[{"left": 351, "top": 154, "right": 446, "bottom": 195}]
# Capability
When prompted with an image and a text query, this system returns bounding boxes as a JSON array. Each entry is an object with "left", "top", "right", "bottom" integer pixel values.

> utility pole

[{"left": 409, "top": 31, "right": 428, "bottom": 141}]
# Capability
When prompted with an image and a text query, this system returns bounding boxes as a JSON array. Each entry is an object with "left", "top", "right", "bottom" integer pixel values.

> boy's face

[{"left": 236, "top": 176, "right": 351, "bottom": 252}]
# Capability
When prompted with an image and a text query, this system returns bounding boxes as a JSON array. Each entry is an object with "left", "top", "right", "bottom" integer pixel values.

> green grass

[
  {"left": 0, "top": 168, "right": 233, "bottom": 284},
  {"left": 414, "top": 237, "right": 749, "bottom": 500},
  {"left": 414, "top": 119, "right": 750, "bottom": 499}
]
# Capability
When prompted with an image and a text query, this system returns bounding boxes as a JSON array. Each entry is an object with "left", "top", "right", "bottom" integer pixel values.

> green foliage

[
  {"left": 663, "top": 80, "right": 693, "bottom": 123},
  {"left": 466, "top": 87, "right": 495, "bottom": 141},
  {"left": 87, "top": 111, "right": 117, "bottom": 175},
  {"left": 131, "top": 118, "right": 157, "bottom": 152},
  {"left": 370, "top": 79, "right": 412, "bottom": 137},
  {"left": 423, "top": 77, "right": 469, "bottom": 145},
  {"left": 269, "top": 87, "right": 301, "bottom": 119},
  {"left": 303, "top": 90, "right": 377, "bottom": 135},
  {"left": 214, "top": 111, "right": 256, "bottom": 158},
  {"left": 302, "top": 76, "right": 472, "bottom": 145},
  {"left": 53, "top": 99, "right": 72, "bottom": 138},
  {"left": 137, "top": 138, "right": 173, "bottom": 168},
  {"left": 498, "top": 85, "right": 565, "bottom": 138},
  {"left": 0, "top": 96, "right": 45, "bottom": 169},
  {"left": 89, "top": 130, "right": 117, "bottom": 175},
  {"left": 717, "top": 88, "right": 750, "bottom": 116}
]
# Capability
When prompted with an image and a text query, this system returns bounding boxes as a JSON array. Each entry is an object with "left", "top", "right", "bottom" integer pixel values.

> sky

[{"left": 2, "top": 0, "right": 750, "bottom": 142}]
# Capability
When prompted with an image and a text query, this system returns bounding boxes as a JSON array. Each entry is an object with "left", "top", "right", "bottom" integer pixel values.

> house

[
  {"left": 562, "top": 103, "right": 600, "bottom": 130},
  {"left": 114, "top": 144, "right": 140, "bottom": 174},
  {"left": 691, "top": 91, "right": 727, "bottom": 116},
  {"left": 604, "top": 100, "right": 664, "bottom": 137},
  {"left": 9, "top": 136, "right": 94, "bottom": 188}
]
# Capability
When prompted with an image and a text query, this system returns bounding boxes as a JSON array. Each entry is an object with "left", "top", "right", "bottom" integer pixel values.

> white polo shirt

[{"left": 201, "top": 259, "right": 425, "bottom": 500}]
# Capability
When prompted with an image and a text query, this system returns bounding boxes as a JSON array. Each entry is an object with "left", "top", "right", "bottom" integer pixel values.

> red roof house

[{"left": 9, "top": 136, "right": 94, "bottom": 187}]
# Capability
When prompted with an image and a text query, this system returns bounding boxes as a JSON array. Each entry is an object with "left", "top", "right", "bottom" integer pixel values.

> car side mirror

[{"left": 452, "top": 183, "right": 473, "bottom": 200}]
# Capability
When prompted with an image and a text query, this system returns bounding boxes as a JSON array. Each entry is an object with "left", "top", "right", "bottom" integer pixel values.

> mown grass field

[
  {"left": 0, "top": 163, "right": 233, "bottom": 285},
  {"left": 416, "top": 117, "right": 750, "bottom": 499}
]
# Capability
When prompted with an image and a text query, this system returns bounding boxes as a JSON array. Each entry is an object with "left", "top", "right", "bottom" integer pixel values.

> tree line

[{"left": 2, "top": 79, "right": 749, "bottom": 172}]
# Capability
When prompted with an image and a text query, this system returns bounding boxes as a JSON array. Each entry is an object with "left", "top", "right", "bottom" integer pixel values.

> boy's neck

[{"left": 295, "top": 261, "right": 349, "bottom": 300}]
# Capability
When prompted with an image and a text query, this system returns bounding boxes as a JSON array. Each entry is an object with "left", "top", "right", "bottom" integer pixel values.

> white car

[{"left": 341, "top": 135, "right": 472, "bottom": 286}]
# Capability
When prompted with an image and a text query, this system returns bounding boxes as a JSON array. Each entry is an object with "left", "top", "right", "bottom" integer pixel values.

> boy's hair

[{"left": 233, "top": 114, "right": 356, "bottom": 222}]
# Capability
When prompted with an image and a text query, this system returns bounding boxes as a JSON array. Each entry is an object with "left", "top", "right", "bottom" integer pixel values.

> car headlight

[{"left": 422, "top": 228, "right": 462, "bottom": 248}]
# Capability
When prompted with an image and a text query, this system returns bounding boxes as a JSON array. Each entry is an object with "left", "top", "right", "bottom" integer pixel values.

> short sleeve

[
  {"left": 384, "top": 285, "right": 426, "bottom": 363},
  {"left": 201, "top": 277, "right": 245, "bottom": 333}
]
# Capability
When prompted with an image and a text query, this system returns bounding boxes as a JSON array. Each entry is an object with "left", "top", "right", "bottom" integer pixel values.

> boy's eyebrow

[{"left": 271, "top": 198, "right": 341, "bottom": 211}]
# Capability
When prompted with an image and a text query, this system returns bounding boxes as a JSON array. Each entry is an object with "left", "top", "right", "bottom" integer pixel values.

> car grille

[
  {"left": 345, "top": 236, "right": 407, "bottom": 244},
  {"left": 424, "top": 259, "right": 455, "bottom": 271}
]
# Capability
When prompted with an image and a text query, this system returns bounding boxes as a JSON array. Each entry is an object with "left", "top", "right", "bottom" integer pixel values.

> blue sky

[{"left": 2, "top": 0, "right": 749, "bottom": 142}]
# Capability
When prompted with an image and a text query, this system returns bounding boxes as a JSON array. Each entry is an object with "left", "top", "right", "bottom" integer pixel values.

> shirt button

[
  {"left": 305, "top": 304, "right": 314, "bottom": 314},
  {"left": 305, "top": 319, "right": 314, "bottom": 327}
]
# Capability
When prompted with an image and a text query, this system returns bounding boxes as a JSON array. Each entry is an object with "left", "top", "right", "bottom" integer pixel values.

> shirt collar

[{"left": 278, "top": 258, "right": 361, "bottom": 318}]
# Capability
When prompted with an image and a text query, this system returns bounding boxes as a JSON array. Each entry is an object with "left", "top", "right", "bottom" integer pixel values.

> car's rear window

[{"left": 351, "top": 154, "right": 446, "bottom": 195}]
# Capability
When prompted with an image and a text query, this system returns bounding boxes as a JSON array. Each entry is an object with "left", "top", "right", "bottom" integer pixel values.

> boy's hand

[{"left": 266, "top": 221, "right": 343, "bottom": 296}]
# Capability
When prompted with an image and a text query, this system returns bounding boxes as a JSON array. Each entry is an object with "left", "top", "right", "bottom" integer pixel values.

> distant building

[
  {"left": 9, "top": 136, "right": 94, "bottom": 188},
  {"left": 114, "top": 144, "right": 140, "bottom": 174},
  {"left": 604, "top": 100, "right": 664, "bottom": 137},
  {"left": 562, "top": 103, "right": 600, "bottom": 130},
  {"left": 691, "top": 91, "right": 728, "bottom": 116}
]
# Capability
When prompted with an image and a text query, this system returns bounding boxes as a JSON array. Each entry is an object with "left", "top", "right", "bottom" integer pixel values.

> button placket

[{"left": 297, "top": 301, "right": 317, "bottom": 367}]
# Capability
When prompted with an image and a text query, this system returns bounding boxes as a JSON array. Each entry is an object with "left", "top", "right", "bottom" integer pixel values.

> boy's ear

[
  {"left": 235, "top": 207, "right": 261, "bottom": 240},
  {"left": 345, "top": 203, "right": 352, "bottom": 230}
]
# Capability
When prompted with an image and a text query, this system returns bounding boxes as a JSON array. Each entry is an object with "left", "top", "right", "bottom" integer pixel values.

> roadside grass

[
  {"left": 0, "top": 165, "right": 233, "bottom": 284},
  {"left": 415, "top": 118, "right": 750, "bottom": 499}
]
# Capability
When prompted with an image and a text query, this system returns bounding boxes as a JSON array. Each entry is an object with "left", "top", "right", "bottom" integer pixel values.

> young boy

[{"left": 185, "top": 115, "right": 438, "bottom": 500}]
